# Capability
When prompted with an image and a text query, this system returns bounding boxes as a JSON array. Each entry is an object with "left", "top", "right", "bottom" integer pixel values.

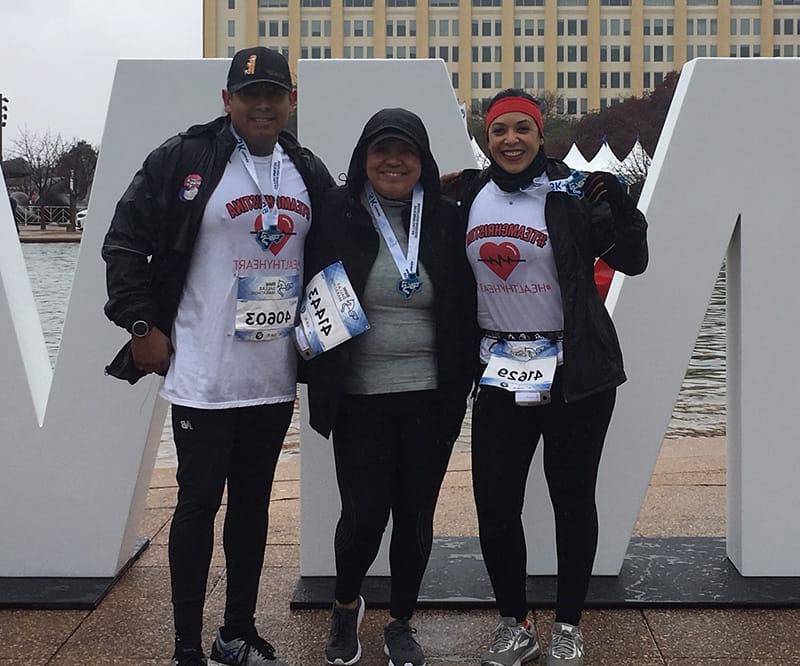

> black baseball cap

[{"left": 227, "top": 46, "right": 293, "bottom": 93}]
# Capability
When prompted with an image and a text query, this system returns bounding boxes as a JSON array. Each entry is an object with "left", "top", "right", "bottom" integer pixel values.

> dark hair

[{"left": 487, "top": 88, "right": 541, "bottom": 113}]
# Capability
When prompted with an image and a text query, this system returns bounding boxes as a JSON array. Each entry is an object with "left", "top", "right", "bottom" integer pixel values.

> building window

[
  {"left": 568, "top": 19, "right": 577, "bottom": 35},
  {"left": 301, "top": 0, "right": 331, "bottom": 5},
  {"left": 473, "top": 0, "right": 502, "bottom": 6},
  {"left": 600, "top": 0, "right": 630, "bottom": 6},
  {"left": 610, "top": 72, "right": 620, "bottom": 87},
  {"left": 344, "top": 0, "right": 374, "bottom": 5},
  {"left": 228, "top": 45, "right": 235, "bottom": 57},
  {"left": 567, "top": 98, "right": 577, "bottom": 114},
  {"left": 430, "top": 0, "right": 458, "bottom": 5},
  {"left": 452, "top": 72, "right": 459, "bottom": 88},
  {"left": 228, "top": 20, "right": 235, "bottom": 37},
  {"left": 387, "top": 0, "right": 416, "bottom": 6},
  {"left": 228, "top": 0, "right": 235, "bottom": 8},
  {"left": 557, "top": 72, "right": 565, "bottom": 88},
  {"left": 259, "top": 0, "right": 289, "bottom": 5},
  {"left": 731, "top": 0, "right": 759, "bottom": 4},
  {"left": 624, "top": 72, "right": 630, "bottom": 87},
  {"left": 453, "top": 46, "right": 460, "bottom": 61},
  {"left": 482, "top": 72, "right": 492, "bottom": 88},
  {"left": 600, "top": 72, "right": 608, "bottom": 88},
  {"left": 259, "top": 21, "right": 266, "bottom": 37},
  {"left": 580, "top": 72, "right": 587, "bottom": 87},
  {"left": 567, "top": 71, "right": 577, "bottom": 87},
  {"left": 557, "top": 0, "right": 588, "bottom": 5}
]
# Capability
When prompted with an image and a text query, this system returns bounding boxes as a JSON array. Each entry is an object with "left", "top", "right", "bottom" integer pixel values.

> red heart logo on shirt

[
  {"left": 479, "top": 241, "right": 524, "bottom": 281},
  {"left": 269, "top": 214, "right": 294, "bottom": 256}
]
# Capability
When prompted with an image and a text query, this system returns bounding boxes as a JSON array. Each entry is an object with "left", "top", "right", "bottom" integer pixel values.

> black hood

[{"left": 346, "top": 108, "right": 441, "bottom": 200}]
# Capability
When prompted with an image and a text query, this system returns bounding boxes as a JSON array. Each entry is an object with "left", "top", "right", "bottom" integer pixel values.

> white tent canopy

[
  {"left": 562, "top": 143, "right": 591, "bottom": 171},
  {"left": 587, "top": 140, "right": 623, "bottom": 172}
]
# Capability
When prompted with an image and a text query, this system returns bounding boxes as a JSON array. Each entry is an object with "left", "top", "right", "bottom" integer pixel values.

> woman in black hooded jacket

[{"left": 302, "top": 108, "right": 475, "bottom": 666}]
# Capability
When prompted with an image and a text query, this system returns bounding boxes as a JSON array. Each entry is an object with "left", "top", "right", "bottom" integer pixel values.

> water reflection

[{"left": 20, "top": 244, "right": 727, "bottom": 442}]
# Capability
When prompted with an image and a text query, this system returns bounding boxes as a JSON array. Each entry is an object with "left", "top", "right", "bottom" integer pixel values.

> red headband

[{"left": 485, "top": 97, "right": 545, "bottom": 139}]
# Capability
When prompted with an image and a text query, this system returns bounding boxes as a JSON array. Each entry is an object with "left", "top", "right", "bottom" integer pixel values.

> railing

[{"left": 13, "top": 205, "right": 77, "bottom": 228}]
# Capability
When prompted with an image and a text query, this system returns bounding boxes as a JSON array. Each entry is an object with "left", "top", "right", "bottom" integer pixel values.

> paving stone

[
  {"left": 433, "top": 485, "right": 479, "bottom": 537},
  {"left": 645, "top": 608, "right": 800, "bottom": 660},
  {"left": 534, "top": 609, "right": 662, "bottom": 663},
  {"left": 0, "top": 609, "right": 86, "bottom": 659},
  {"left": 634, "top": 485, "right": 725, "bottom": 537},
  {"left": 51, "top": 567, "right": 223, "bottom": 661}
]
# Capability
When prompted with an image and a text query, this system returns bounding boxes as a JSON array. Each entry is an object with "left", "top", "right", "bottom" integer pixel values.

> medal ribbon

[
  {"left": 364, "top": 182, "right": 424, "bottom": 282},
  {"left": 519, "top": 171, "right": 588, "bottom": 199},
  {"left": 230, "top": 125, "right": 284, "bottom": 225}
]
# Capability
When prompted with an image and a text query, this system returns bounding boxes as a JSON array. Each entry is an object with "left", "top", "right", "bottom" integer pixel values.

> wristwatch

[{"left": 131, "top": 320, "right": 151, "bottom": 338}]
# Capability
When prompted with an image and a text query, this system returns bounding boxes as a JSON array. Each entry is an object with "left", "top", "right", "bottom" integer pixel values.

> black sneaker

[
  {"left": 209, "top": 629, "right": 288, "bottom": 665},
  {"left": 325, "top": 596, "right": 365, "bottom": 665},
  {"left": 171, "top": 647, "right": 208, "bottom": 665},
  {"left": 383, "top": 619, "right": 426, "bottom": 666}
]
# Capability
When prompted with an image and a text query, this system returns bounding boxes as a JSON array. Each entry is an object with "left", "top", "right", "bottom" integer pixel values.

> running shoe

[
  {"left": 209, "top": 629, "right": 288, "bottom": 665},
  {"left": 480, "top": 616, "right": 541, "bottom": 666},
  {"left": 545, "top": 622, "right": 585, "bottom": 665},
  {"left": 383, "top": 618, "right": 426, "bottom": 666},
  {"left": 325, "top": 596, "right": 365, "bottom": 665},
  {"left": 171, "top": 647, "right": 208, "bottom": 665}
]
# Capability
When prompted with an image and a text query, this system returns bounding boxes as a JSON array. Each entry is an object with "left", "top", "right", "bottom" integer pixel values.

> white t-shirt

[
  {"left": 466, "top": 178, "right": 564, "bottom": 333},
  {"left": 161, "top": 150, "right": 311, "bottom": 409}
]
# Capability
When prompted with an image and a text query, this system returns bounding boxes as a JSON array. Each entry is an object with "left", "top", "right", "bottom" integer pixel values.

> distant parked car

[{"left": 76, "top": 209, "right": 87, "bottom": 230}]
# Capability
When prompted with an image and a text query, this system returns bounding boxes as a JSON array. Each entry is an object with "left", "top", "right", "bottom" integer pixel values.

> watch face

[{"left": 132, "top": 321, "right": 150, "bottom": 337}]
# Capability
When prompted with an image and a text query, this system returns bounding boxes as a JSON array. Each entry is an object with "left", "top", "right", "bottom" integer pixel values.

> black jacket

[
  {"left": 102, "top": 115, "right": 333, "bottom": 383},
  {"left": 302, "top": 109, "right": 477, "bottom": 441},
  {"left": 460, "top": 159, "right": 648, "bottom": 403}
]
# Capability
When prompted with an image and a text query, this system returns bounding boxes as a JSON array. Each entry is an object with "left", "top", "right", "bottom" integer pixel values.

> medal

[
  {"left": 365, "top": 182, "right": 425, "bottom": 299},
  {"left": 397, "top": 272, "right": 423, "bottom": 299}
]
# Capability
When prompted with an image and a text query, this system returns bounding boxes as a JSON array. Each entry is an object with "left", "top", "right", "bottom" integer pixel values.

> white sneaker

[
  {"left": 480, "top": 616, "right": 541, "bottom": 666},
  {"left": 546, "top": 622, "right": 585, "bottom": 665}
]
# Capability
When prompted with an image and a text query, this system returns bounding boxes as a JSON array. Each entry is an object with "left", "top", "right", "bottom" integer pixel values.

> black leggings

[
  {"left": 332, "top": 390, "right": 452, "bottom": 621},
  {"left": 471, "top": 376, "right": 615, "bottom": 626},
  {"left": 169, "top": 401, "right": 293, "bottom": 647}
]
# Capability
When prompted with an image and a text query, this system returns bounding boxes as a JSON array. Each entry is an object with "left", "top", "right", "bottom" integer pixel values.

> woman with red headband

[{"left": 457, "top": 89, "right": 648, "bottom": 666}]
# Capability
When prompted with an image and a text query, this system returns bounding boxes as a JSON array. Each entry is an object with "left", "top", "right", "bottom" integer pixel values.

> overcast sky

[{"left": 0, "top": 0, "right": 203, "bottom": 156}]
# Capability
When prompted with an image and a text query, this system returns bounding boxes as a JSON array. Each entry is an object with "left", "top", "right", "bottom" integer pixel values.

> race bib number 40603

[
  {"left": 235, "top": 274, "right": 300, "bottom": 341},
  {"left": 295, "top": 261, "right": 370, "bottom": 359}
]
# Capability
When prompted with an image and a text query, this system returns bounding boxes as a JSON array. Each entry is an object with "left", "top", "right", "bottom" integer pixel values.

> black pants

[
  {"left": 472, "top": 376, "right": 615, "bottom": 626},
  {"left": 332, "top": 390, "right": 452, "bottom": 621},
  {"left": 169, "top": 401, "right": 293, "bottom": 647}
]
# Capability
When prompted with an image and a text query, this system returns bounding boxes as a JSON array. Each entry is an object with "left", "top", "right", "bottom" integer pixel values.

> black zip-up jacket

[
  {"left": 302, "top": 109, "right": 477, "bottom": 442},
  {"left": 102, "top": 115, "right": 333, "bottom": 383},
  {"left": 460, "top": 160, "right": 648, "bottom": 403}
]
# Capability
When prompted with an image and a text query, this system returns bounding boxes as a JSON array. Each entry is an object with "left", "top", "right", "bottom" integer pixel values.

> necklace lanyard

[
  {"left": 364, "top": 182, "right": 425, "bottom": 298},
  {"left": 230, "top": 125, "right": 284, "bottom": 227},
  {"left": 520, "top": 171, "right": 587, "bottom": 199}
]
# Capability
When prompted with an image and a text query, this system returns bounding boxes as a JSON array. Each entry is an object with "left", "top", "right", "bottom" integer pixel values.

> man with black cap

[{"left": 102, "top": 47, "right": 333, "bottom": 666}]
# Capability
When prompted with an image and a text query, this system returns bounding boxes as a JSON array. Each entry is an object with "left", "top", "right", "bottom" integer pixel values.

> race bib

[
  {"left": 295, "top": 261, "right": 370, "bottom": 359},
  {"left": 235, "top": 274, "right": 300, "bottom": 341},
  {"left": 480, "top": 338, "right": 560, "bottom": 406}
]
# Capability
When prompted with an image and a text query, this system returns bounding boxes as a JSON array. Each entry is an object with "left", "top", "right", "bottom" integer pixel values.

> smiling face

[
  {"left": 365, "top": 137, "right": 422, "bottom": 200},
  {"left": 487, "top": 111, "right": 544, "bottom": 174},
  {"left": 223, "top": 82, "right": 296, "bottom": 156}
]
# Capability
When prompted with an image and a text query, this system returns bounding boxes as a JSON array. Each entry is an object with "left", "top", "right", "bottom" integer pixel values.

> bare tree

[
  {"left": 11, "top": 128, "right": 68, "bottom": 201},
  {"left": 615, "top": 145, "right": 651, "bottom": 203},
  {"left": 56, "top": 140, "right": 98, "bottom": 230}
]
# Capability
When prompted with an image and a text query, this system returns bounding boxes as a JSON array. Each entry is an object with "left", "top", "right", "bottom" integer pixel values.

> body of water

[{"left": 20, "top": 243, "right": 726, "bottom": 449}]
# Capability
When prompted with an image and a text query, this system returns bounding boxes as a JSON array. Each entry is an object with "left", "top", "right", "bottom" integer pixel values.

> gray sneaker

[
  {"left": 383, "top": 619, "right": 426, "bottom": 666},
  {"left": 209, "top": 629, "right": 288, "bottom": 665},
  {"left": 325, "top": 596, "right": 365, "bottom": 665},
  {"left": 545, "top": 622, "right": 585, "bottom": 665},
  {"left": 480, "top": 617, "right": 541, "bottom": 666}
]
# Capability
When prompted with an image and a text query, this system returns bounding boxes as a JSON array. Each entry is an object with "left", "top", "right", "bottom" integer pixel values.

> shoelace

[
  {"left": 489, "top": 623, "right": 518, "bottom": 652},
  {"left": 239, "top": 633, "right": 276, "bottom": 661},
  {"left": 550, "top": 629, "right": 579, "bottom": 659},
  {"left": 386, "top": 623, "right": 420, "bottom": 651}
]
